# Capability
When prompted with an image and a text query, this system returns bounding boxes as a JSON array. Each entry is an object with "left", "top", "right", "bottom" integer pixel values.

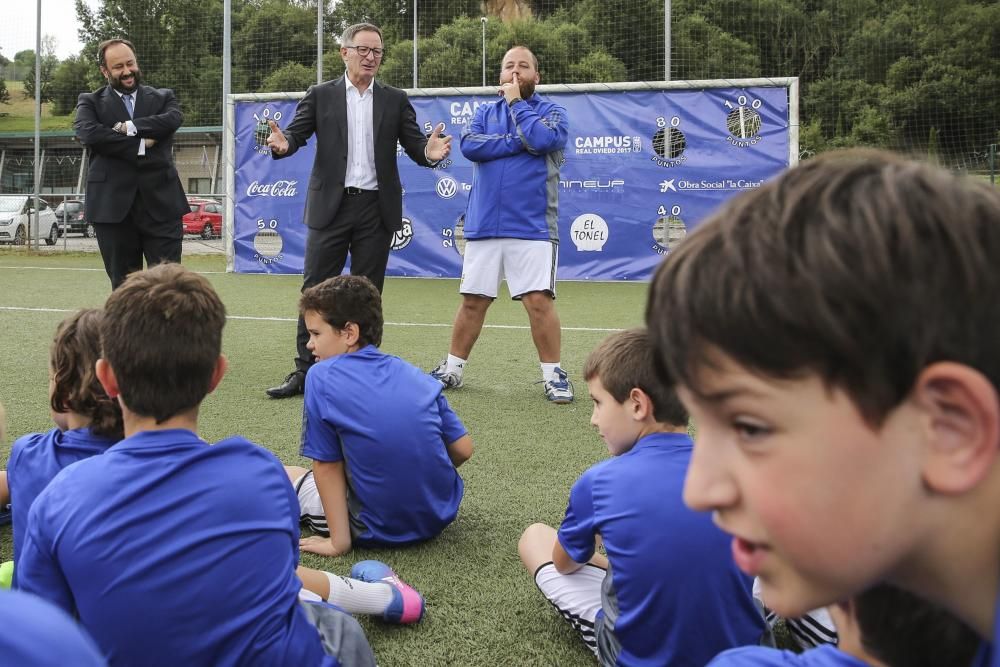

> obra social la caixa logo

[{"left": 246, "top": 180, "right": 298, "bottom": 197}]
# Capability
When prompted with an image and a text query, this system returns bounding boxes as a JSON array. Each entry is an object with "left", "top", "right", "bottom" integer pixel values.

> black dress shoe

[{"left": 266, "top": 371, "right": 305, "bottom": 398}]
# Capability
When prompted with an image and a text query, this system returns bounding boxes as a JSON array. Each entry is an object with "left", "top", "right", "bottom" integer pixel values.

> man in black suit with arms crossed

[
  {"left": 75, "top": 39, "right": 188, "bottom": 289},
  {"left": 264, "top": 22, "right": 452, "bottom": 398}
]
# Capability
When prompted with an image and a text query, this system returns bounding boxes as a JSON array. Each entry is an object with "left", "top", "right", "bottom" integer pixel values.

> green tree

[
  {"left": 327, "top": 0, "right": 479, "bottom": 48},
  {"left": 13, "top": 49, "right": 34, "bottom": 80},
  {"left": 379, "top": 14, "right": 627, "bottom": 89},
  {"left": 0, "top": 80, "right": 9, "bottom": 105},
  {"left": 49, "top": 55, "right": 92, "bottom": 115},
  {"left": 259, "top": 61, "right": 316, "bottom": 93},
  {"left": 20, "top": 37, "right": 59, "bottom": 102},
  {"left": 77, "top": 0, "right": 224, "bottom": 125},
  {"left": 234, "top": 0, "right": 317, "bottom": 93}
]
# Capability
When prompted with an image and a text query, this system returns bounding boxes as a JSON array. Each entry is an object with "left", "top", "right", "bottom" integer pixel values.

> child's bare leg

[
  {"left": 298, "top": 564, "right": 332, "bottom": 599},
  {"left": 519, "top": 522, "right": 558, "bottom": 573},
  {"left": 0, "top": 471, "right": 8, "bottom": 506},
  {"left": 519, "top": 522, "right": 608, "bottom": 571},
  {"left": 284, "top": 465, "right": 309, "bottom": 485}
]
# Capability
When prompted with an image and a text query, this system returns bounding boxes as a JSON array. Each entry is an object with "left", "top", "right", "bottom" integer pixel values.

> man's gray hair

[{"left": 340, "top": 23, "right": 383, "bottom": 46}]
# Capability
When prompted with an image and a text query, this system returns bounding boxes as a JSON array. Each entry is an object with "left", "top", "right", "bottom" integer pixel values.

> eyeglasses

[{"left": 345, "top": 45, "right": 384, "bottom": 59}]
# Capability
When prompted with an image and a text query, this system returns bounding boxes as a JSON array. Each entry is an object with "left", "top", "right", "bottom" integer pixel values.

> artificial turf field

[{"left": 0, "top": 250, "right": 650, "bottom": 666}]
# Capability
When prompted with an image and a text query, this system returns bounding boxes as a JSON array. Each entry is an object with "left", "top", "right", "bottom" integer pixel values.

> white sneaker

[
  {"left": 430, "top": 361, "right": 464, "bottom": 389},
  {"left": 542, "top": 367, "right": 574, "bottom": 404}
]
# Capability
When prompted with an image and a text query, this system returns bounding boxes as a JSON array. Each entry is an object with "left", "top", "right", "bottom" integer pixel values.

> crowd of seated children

[
  {"left": 14, "top": 264, "right": 378, "bottom": 665},
  {"left": 8, "top": 147, "right": 1000, "bottom": 665},
  {"left": 519, "top": 328, "right": 768, "bottom": 666}
]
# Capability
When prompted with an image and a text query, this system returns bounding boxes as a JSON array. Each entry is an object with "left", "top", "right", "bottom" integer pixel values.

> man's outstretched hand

[
  {"left": 266, "top": 119, "right": 289, "bottom": 155},
  {"left": 426, "top": 122, "right": 452, "bottom": 162}
]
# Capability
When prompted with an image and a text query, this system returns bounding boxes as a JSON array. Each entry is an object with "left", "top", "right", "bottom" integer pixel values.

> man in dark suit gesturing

[
  {"left": 75, "top": 39, "right": 189, "bottom": 289},
  {"left": 264, "top": 22, "right": 452, "bottom": 398}
]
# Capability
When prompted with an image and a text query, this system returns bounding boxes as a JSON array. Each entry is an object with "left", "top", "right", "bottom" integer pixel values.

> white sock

[
  {"left": 323, "top": 571, "right": 394, "bottom": 616},
  {"left": 541, "top": 362, "right": 561, "bottom": 383},
  {"left": 446, "top": 354, "right": 467, "bottom": 375}
]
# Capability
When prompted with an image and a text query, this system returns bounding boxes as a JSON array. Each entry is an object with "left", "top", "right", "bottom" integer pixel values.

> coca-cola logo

[{"left": 246, "top": 180, "right": 298, "bottom": 197}]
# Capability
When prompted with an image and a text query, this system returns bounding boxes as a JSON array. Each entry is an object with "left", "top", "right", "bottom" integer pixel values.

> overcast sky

[{"left": 2, "top": 0, "right": 97, "bottom": 60}]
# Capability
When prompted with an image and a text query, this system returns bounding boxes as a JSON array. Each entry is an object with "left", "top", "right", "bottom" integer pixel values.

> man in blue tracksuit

[{"left": 431, "top": 45, "right": 573, "bottom": 403}]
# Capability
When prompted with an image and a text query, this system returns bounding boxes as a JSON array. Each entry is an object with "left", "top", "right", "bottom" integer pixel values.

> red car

[{"left": 182, "top": 199, "right": 223, "bottom": 239}]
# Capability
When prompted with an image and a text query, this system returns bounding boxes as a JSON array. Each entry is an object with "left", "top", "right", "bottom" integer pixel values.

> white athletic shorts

[
  {"left": 294, "top": 470, "right": 329, "bottom": 536},
  {"left": 460, "top": 238, "right": 558, "bottom": 300},
  {"left": 534, "top": 561, "right": 607, "bottom": 656}
]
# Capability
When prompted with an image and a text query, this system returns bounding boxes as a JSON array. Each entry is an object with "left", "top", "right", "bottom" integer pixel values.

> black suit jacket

[
  {"left": 275, "top": 76, "right": 433, "bottom": 233},
  {"left": 75, "top": 85, "right": 189, "bottom": 224}
]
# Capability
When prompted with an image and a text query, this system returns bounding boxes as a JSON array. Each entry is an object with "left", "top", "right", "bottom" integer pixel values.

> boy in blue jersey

[
  {"left": 645, "top": 149, "right": 1000, "bottom": 666},
  {"left": 709, "top": 584, "right": 978, "bottom": 667},
  {"left": 518, "top": 328, "right": 766, "bottom": 666},
  {"left": 2, "top": 408, "right": 105, "bottom": 665},
  {"left": 16, "top": 263, "right": 375, "bottom": 667},
  {"left": 4, "top": 309, "right": 123, "bottom": 584},
  {"left": 298, "top": 275, "right": 473, "bottom": 558}
]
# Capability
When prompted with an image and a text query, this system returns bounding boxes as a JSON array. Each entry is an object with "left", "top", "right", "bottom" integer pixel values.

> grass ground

[
  {"left": 0, "top": 250, "right": 649, "bottom": 665},
  {"left": 0, "top": 81, "right": 74, "bottom": 132}
]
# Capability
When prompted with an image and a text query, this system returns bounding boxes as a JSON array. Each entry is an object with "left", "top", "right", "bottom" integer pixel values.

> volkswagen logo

[{"left": 435, "top": 177, "right": 458, "bottom": 199}]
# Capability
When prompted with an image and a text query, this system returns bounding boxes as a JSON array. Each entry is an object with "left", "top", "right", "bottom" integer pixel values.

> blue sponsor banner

[{"left": 233, "top": 86, "right": 789, "bottom": 279}]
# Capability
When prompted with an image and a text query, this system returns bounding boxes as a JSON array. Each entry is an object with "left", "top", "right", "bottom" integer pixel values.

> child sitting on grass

[
  {"left": 3, "top": 308, "right": 123, "bottom": 585},
  {"left": 0, "top": 401, "right": 106, "bottom": 665},
  {"left": 518, "top": 328, "right": 767, "bottom": 666},
  {"left": 297, "top": 275, "right": 473, "bottom": 558}
]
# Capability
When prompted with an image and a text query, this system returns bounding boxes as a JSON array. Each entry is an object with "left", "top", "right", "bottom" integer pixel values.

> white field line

[
  {"left": 0, "top": 265, "right": 228, "bottom": 275},
  {"left": 0, "top": 306, "right": 622, "bottom": 333}
]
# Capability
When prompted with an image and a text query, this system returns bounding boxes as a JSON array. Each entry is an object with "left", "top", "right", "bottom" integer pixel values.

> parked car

[
  {"left": 54, "top": 199, "right": 94, "bottom": 238},
  {"left": 182, "top": 198, "right": 223, "bottom": 239},
  {"left": 0, "top": 195, "right": 60, "bottom": 246}
]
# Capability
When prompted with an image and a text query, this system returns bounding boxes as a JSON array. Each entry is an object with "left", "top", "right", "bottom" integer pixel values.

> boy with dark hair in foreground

[
  {"left": 519, "top": 328, "right": 766, "bottom": 666},
  {"left": 646, "top": 149, "right": 1000, "bottom": 664},
  {"left": 17, "top": 263, "right": 374, "bottom": 666}
]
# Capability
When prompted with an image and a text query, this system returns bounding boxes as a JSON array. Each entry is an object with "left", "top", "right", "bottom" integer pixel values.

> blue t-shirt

[
  {"left": 709, "top": 645, "right": 868, "bottom": 666},
  {"left": 558, "top": 432, "right": 766, "bottom": 666},
  {"left": 7, "top": 426, "right": 117, "bottom": 573},
  {"left": 17, "top": 429, "right": 329, "bottom": 667},
  {"left": 301, "top": 345, "right": 467, "bottom": 545},
  {"left": 0, "top": 589, "right": 107, "bottom": 666}
]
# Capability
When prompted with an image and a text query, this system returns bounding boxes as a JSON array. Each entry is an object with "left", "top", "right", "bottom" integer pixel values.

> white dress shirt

[{"left": 343, "top": 77, "right": 378, "bottom": 191}]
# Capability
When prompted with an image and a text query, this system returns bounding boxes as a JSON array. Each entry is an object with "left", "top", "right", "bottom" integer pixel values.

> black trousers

[
  {"left": 294, "top": 190, "right": 392, "bottom": 372},
  {"left": 94, "top": 191, "right": 183, "bottom": 289}
]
